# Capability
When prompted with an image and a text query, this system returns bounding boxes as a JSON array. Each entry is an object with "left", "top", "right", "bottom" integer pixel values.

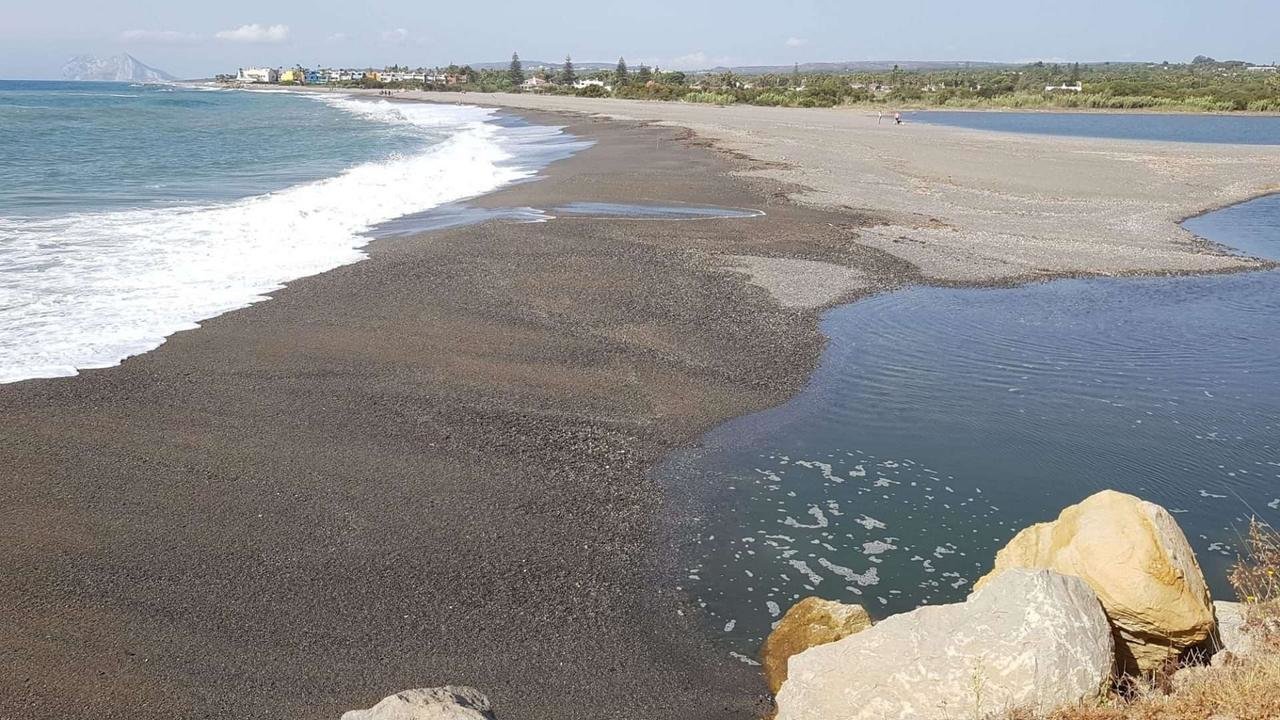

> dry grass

[
  {"left": 1011, "top": 520, "right": 1280, "bottom": 720},
  {"left": 1230, "top": 518, "right": 1280, "bottom": 637}
]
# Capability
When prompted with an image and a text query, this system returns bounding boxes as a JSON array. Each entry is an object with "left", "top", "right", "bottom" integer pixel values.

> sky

[{"left": 1, "top": 0, "right": 1277, "bottom": 79}]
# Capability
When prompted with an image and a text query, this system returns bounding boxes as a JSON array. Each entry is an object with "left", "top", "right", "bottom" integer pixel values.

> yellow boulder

[
  {"left": 975, "top": 490, "right": 1214, "bottom": 672},
  {"left": 760, "top": 596, "right": 872, "bottom": 694}
]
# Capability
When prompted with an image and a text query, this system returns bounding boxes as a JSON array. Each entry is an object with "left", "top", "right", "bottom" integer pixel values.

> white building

[
  {"left": 377, "top": 70, "right": 426, "bottom": 83},
  {"left": 573, "top": 79, "right": 610, "bottom": 90},
  {"left": 521, "top": 76, "right": 549, "bottom": 89},
  {"left": 1245, "top": 65, "right": 1277, "bottom": 73},
  {"left": 238, "top": 67, "right": 280, "bottom": 84},
  {"left": 1045, "top": 82, "right": 1083, "bottom": 93}
]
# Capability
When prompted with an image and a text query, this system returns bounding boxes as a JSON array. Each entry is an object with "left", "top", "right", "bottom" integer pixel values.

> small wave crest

[{"left": 0, "top": 96, "right": 575, "bottom": 383}]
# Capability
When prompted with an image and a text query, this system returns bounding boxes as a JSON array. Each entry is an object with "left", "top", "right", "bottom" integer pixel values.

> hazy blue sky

[{"left": 1, "top": 0, "right": 1276, "bottom": 79}]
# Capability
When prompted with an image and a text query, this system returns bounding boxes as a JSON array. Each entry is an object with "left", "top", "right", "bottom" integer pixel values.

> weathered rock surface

[
  {"left": 761, "top": 596, "right": 873, "bottom": 694},
  {"left": 775, "top": 569, "right": 1114, "bottom": 720},
  {"left": 341, "top": 687, "right": 496, "bottom": 720},
  {"left": 1211, "top": 600, "right": 1256, "bottom": 666},
  {"left": 974, "top": 489, "right": 1214, "bottom": 672}
]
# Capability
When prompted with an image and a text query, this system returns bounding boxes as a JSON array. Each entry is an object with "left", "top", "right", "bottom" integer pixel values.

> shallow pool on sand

[{"left": 664, "top": 193, "right": 1280, "bottom": 658}]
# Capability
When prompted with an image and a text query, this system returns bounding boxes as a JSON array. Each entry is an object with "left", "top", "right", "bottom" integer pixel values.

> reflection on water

[
  {"left": 666, "top": 195, "right": 1280, "bottom": 658},
  {"left": 371, "top": 201, "right": 764, "bottom": 238},
  {"left": 910, "top": 110, "right": 1280, "bottom": 145},
  {"left": 554, "top": 202, "right": 764, "bottom": 219}
]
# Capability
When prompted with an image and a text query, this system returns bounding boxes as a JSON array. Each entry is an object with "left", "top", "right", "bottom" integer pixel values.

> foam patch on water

[{"left": 0, "top": 96, "right": 582, "bottom": 383}]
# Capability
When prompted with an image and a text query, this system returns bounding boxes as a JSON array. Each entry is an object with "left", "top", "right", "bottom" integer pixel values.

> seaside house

[
  {"left": 237, "top": 67, "right": 280, "bottom": 84},
  {"left": 573, "top": 78, "right": 611, "bottom": 91},
  {"left": 1045, "top": 82, "right": 1084, "bottom": 93},
  {"left": 303, "top": 69, "right": 327, "bottom": 85},
  {"left": 375, "top": 70, "right": 427, "bottom": 84},
  {"left": 279, "top": 68, "right": 305, "bottom": 84},
  {"left": 521, "top": 76, "right": 549, "bottom": 90}
]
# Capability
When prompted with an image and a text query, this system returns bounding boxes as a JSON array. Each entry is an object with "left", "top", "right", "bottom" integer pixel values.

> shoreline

[
  {"left": 404, "top": 91, "right": 1280, "bottom": 283},
  {"left": 0, "top": 103, "right": 911, "bottom": 720},
  {"left": 3, "top": 89, "right": 1278, "bottom": 719},
  {"left": 228, "top": 83, "right": 1280, "bottom": 117}
]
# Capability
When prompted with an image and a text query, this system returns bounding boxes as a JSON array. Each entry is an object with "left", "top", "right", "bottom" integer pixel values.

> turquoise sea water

[
  {"left": 0, "top": 81, "right": 429, "bottom": 216},
  {"left": 0, "top": 81, "right": 584, "bottom": 383},
  {"left": 668, "top": 178, "right": 1280, "bottom": 654}
]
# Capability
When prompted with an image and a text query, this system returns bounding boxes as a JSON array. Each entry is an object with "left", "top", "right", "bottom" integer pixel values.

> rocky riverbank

[{"left": 351, "top": 490, "right": 1277, "bottom": 720}]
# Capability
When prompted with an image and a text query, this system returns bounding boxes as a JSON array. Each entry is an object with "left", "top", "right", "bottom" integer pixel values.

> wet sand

[{"left": 0, "top": 111, "right": 911, "bottom": 719}]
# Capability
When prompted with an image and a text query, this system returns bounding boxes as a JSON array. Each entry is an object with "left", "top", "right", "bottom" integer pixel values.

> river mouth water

[{"left": 663, "top": 192, "right": 1280, "bottom": 659}]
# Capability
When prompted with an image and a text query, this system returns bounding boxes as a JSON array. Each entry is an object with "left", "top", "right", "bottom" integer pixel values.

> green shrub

[{"left": 683, "top": 91, "right": 736, "bottom": 105}]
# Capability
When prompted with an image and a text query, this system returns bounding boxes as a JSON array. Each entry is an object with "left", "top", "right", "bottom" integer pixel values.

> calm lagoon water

[
  {"left": 910, "top": 110, "right": 1280, "bottom": 145},
  {"left": 667, "top": 186, "right": 1280, "bottom": 656}
]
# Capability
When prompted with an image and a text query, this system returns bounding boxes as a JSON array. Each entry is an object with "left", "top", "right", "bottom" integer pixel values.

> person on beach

[
  {"left": 878, "top": 110, "right": 884, "bottom": 124},
  {"left": 894, "top": 112, "right": 902, "bottom": 125}
]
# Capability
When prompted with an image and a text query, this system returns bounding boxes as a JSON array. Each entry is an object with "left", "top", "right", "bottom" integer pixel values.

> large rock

[
  {"left": 974, "top": 490, "right": 1215, "bottom": 672},
  {"left": 341, "top": 687, "right": 495, "bottom": 720},
  {"left": 1211, "top": 600, "right": 1260, "bottom": 666},
  {"left": 761, "top": 597, "right": 873, "bottom": 694},
  {"left": 776, "top": 569, "right": 1114, "bottom": 719}
]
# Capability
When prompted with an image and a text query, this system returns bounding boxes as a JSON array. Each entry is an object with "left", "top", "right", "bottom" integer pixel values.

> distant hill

[
  {"left": 467, "top": 59, "right": 619, "bottom": 72},
  {"left": 61, "top": 54, "right": 177, "bottom": 82}
]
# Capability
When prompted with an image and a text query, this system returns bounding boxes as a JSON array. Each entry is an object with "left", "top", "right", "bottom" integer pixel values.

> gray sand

[
  {"left": 408, "top": 91, "right": 1280, "bottom": 282},
  {"left": 0, "top": 112, "right": 907, "bottom": 720},
  {"left": 5, "top": 90, "right": 1276, "bottom": 720}
]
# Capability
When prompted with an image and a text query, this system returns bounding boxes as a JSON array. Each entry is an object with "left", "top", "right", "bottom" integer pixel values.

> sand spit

[
  {"left": 409, "top": 91, "right": 1280, "bottom": 282},
  {"left": 0, "top": 109, "right": 911, "bottom": 720}
]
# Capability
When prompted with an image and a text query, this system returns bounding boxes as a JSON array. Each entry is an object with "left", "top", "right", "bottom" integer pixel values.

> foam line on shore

[{"left": 0, "top": 96, "right": 585, "bottom": 384}]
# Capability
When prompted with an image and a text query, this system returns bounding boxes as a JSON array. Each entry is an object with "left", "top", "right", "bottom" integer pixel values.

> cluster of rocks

[
  {"left": 766, "top": 490, "right": 1251, "bottom": 719},
  {"left": 339, "top": 490, "right": 1259, "bottom": 720}
]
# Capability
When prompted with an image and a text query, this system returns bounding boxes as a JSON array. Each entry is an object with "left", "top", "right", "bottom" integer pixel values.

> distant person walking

[
  {"left": 894, "top": 112, "right": 903, "bottom": 125},
  {"left": 878, "top": 110, "right": 884, "bottom": 124}
]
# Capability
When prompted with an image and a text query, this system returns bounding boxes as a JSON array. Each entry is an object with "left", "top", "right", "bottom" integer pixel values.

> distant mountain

[{"left": 61, "top": 54, "right": 177, "bottom": 82}]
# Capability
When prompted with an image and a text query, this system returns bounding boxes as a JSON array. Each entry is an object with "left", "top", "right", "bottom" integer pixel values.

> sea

[
  {"left": 0, "top": 80, "right": 584, "bottom": 383},
  {"left": 668, "top": 112, "right": 1280, "bottom": 658}
]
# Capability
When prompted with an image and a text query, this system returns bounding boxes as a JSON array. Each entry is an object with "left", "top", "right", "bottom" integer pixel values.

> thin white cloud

[
  {"left": 381, "top": 28, "right": 410, "bottom": 43},
  {"left": 785, "top": 37, "right": 809, "bottom": 48},
  {"left": 327, "top": 32, "right": 349, "bottom": 42},
  {"left": 119, "top": 29, "right": 200, "bottom": 45},
  {"left": 215, "top": 24, "right": 290, "bottom": 44}
]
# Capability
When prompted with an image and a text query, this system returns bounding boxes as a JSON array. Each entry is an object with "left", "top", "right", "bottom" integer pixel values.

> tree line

[{"left": 347, "top": 55, "right": 1280, "bottom": 112}]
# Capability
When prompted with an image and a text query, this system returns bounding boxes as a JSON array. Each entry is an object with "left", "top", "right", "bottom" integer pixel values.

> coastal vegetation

[{"left": 322, "top": 55, "right": 1279, "bottom": 113}]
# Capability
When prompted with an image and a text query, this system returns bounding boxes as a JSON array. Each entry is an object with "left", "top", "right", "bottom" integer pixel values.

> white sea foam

[{"left": 0, "top": 96, "right": 577, "bottom": 383}]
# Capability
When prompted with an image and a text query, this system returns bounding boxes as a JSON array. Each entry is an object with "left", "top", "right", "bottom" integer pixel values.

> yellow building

[{"left": 279, "top": 68, "right": 304, "bottom": 84}]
